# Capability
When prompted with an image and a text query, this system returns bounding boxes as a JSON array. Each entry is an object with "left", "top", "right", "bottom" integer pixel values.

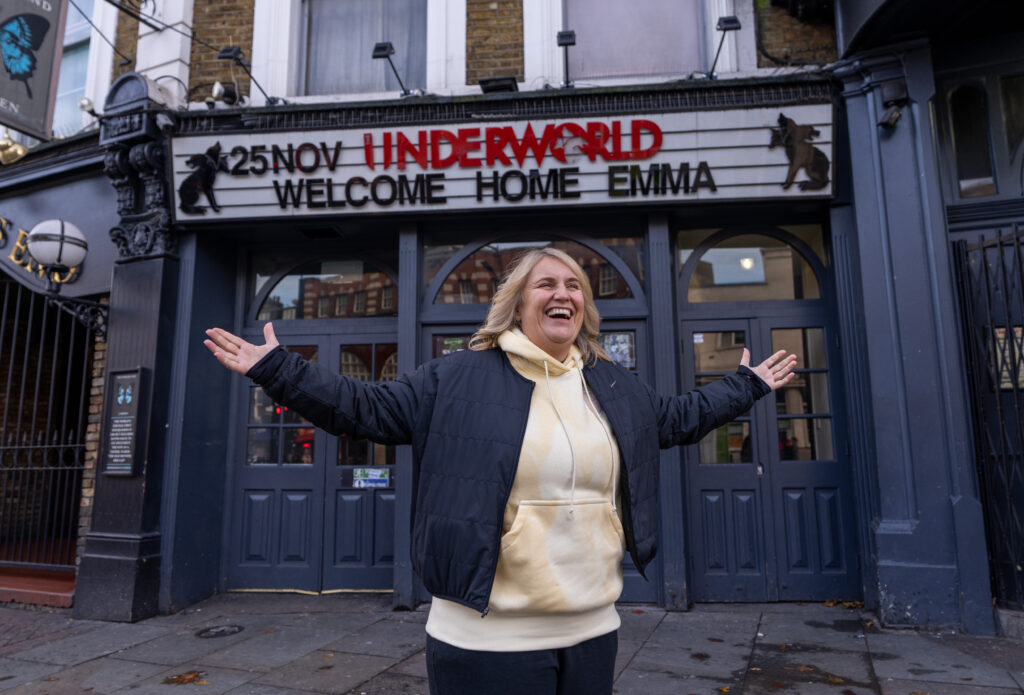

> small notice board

[{"left": 102, "top": 367, "right": 148, "bottom": 476}]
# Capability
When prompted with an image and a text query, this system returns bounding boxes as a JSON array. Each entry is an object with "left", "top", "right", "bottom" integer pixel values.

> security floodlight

[
  {"left": 479, "top": 76, "right": 519, "bottom": 93},
  {"left": 557, "top": 30, "right": 576, "bottom": 88},
  {"left": 709, "top": 16, "right": 742, "bottom": 79},
  {"left": 372, "top": 41, "right": 411, "bottom": 96},
  {"left": 217, "top": 45, "right": 286, "bottom": 105}
]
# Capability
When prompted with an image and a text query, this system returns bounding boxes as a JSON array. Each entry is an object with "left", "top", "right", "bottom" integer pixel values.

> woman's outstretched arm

[{"left": 203, "top": 322, "right": 279, "bottom": 375}]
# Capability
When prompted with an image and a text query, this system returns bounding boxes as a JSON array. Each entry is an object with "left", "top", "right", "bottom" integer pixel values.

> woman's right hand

[{"left": 204, "top": 322, "right": 280, "bottom": 376}]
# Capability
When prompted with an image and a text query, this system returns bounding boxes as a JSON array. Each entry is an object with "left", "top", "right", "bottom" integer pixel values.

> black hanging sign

[{"left": 0, "top": 0, "right": 69, "bottom": 140}]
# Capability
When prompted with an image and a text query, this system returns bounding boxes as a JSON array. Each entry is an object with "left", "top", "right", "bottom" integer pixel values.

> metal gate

[
  {"left": 955, "top": 228, "right": 1024, "bottom": 610},
  {"left": 0, "top": 277, "right": 94, "bottom": 572}
]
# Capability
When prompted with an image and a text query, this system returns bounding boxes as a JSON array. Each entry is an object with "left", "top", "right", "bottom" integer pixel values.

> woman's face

[{"left": 516, "top": 256, "right": 585, "bottom": 361}]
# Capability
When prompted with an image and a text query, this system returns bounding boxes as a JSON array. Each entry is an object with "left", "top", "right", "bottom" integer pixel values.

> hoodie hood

[{"left": 497, "top": 328, "right": 582, "bottom": 378}]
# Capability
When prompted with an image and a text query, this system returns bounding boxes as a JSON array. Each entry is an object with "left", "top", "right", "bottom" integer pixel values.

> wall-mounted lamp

[
  {"left": 25, "top": 219, "right": 107, "bottom": 340},
  {"left": 708, "top": 15, "right": 742, "bottom": 79},
  {"left": 212, "top": 80, "right": 239, "bottom": 106},
  {"left": 217, "top": 46, "right": 286, "bottom": 105},
  {"left": 479, "top": 76, "right": 519, "bottom": 93},
  {"left": 0, "top": 129, "right": 28, "bottom": 165},
  {"left": 78, "top": 97, "right": 101, "bottom": 118},
  {"left": 372, "top": 42, "right": 412, "bottom": 97},
  {"left": 557, "top": 30, "right": 576, "bottom": 88},
  {"left": 877, "top": 79, "right": 908, "bottom": 130}
]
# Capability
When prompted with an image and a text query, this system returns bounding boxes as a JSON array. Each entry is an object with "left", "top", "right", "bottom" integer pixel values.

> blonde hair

[{"left": 469, "top": 247, "right": 610, "bottom": 365}]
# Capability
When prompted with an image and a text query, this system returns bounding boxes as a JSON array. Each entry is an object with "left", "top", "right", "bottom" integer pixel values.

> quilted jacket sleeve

[
  {"left": 652, "top": 365, "right": 771, "bottom": 449},
  {"left": 246, "top": 346, "right": 424, "bottom": 446}
]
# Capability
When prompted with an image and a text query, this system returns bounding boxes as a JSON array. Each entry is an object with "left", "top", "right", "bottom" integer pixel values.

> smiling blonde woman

[{"left": 204, "top": 248, "right": 797, "bottom": 695}]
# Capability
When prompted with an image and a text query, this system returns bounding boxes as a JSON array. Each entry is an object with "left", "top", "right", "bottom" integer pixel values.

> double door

[
  {"left": 228, "top": 330, "right": 398, "bottom": 592},
  {"left": 682, "top": 315, "right": 859, "bottom": 601}
]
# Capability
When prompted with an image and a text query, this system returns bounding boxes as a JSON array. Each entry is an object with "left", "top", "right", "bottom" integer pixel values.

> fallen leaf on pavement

[
  {"left": 824, "top": 599, "right": 839, "bottom": 607},
  {"left": 708, "top": 637, "right": 723, "bottom": 642},
  {"left": 692, "top": 653, "right": 710, "bottom": 661},
  {"left": 262, "top": 629, "right": 276, "bottom": 634},
  {"left": 779, "top": 645, "right": 789, "bottom": 651},
  {"left": 717, "top": 688, "right": 730, "bottom": 693},
  {"left": 796, "top": 665, "right": 814, "bottom": 672},
  {"left": 164, "top": 670, "right": 205, "bottom": 685},
  {"left": 842, "top": 601, "right": 863, "bottom": 609},
  {"left": 826, "top": 674, "right": 845, "bottom": 684},
  {"left": 632, "top": 609, "right": 644, "bottom": 614}
]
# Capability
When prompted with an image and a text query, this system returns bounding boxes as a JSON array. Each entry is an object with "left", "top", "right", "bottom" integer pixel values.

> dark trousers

[{"left": 425, "top": 631, "right": 617, "bottom": 695}]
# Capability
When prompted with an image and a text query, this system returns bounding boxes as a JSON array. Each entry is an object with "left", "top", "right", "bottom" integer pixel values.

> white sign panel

[{"left": 170, "top": 104, "right": 833, "bottom": 222}]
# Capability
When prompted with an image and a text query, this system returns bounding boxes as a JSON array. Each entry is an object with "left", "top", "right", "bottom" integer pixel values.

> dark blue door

[{"left": 677, "top": 228, "right": 860, "bottom": 602}]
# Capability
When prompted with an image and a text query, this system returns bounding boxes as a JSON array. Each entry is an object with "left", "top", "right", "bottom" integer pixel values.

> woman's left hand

[{"left": 740, "top": 348, "right": 797, "bottom": 391}]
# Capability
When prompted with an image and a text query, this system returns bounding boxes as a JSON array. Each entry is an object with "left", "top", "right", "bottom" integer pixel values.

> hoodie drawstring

[{"left": 544, "top": 359, "right": 577, "bottom": 517}]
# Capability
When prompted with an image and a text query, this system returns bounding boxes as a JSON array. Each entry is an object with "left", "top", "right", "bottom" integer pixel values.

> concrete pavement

[{"left": 1, "top": 593, "right": 1022, "bottom": 694}]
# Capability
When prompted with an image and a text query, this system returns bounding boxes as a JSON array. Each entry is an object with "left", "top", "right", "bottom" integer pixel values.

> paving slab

[
  {"left": 388, "top": 650, "right": 427, "bottom": 680},
  {"left": 115, "top": 616, "right": 277, "bottom": 667},
  {"left": 197, "top": 593, "right": 392, "bottom": 617},
  {"left": 868, "top": 632, "right": 1020, "bottom": 688},
  {"left": 108, "top": 663, "right": 261, "bottom": 694},
  {"left": 197, "top": 623, "right": 360, "bottom": 672},
  {"left": 613, "top": 665, "right": 741, "bottom": 695},
  {"left": 0, "top": 658, "right": 61, "bottom": 693},
  {"left": 746, "top": 641, "right": 875, "bottom": 693},
  {"left": 251, "top": 650, "right": 396, "bottom": 694},
  {"left": 3, "top": 656, "right": 167, "bottom": 694},
  {"left": 325, "top": 617, "right": 425, "bottom": 659},
  {"left": 271, "top": 612, "right": 384, "bottom": 634},
  {"left": 615, "top": 605, "right": 665, "bottom": 643},
  {"left": 879, "top": 678, "right": 1023, "bottom": 694},
  {"left": 755, "top": 609, "right": 875, "bottom": 649},
  {"left": 338, "top": 671, "right": 429, "bottom": 694},
  {"left": 10, "top": 622, "right": 169, "bottom": 666},
  {"left": 223, "top": 685, "right": 313, "bottom": 695},
  {"left": 626, "top": 611, "right": 756, "bottom": 681}
]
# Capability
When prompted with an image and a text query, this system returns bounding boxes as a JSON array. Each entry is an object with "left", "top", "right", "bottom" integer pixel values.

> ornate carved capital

[{"left": 102, "top": 126, "right": 175, "bottom": 260}]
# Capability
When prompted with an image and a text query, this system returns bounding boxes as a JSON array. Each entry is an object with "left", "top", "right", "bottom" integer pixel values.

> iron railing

[
  {"left": 0, "top": 277, "right": 93, "bottom": 571},
  {"left": 955, "top": 227, "right": 1024, "bottom": 610}
]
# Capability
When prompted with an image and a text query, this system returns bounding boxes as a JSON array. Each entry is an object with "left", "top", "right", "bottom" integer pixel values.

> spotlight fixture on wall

[
  {"left": 217, "top": 46, "right": 286, "bottom": 105},
  {"left": 557, "top": 30, "right": 576, "bottom": 88},
  {"left": 25, "top": 219, "right": 107, "bottom": 340},
  {"left": 479, "top": 76, "right": 519, "bottom": 93},
  {"left": 708, "top": 16, "right": 741, "bottom": 79},
  {"left": 78, "top": 97, "right": 100, "bottom": 118},
  {"left": 372, "top": 42, "right": 412, "bottom": 97},
  {"left": 877, "top": 79, "right": 908, "bottom": 130},
  {"left": 212, "top": 80, "right": 239, "bottom": 106}
]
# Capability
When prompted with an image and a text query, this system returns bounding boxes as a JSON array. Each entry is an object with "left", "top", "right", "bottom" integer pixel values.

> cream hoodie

[{"left": 425, "top": 330, "right": 625, "bottom": 652}]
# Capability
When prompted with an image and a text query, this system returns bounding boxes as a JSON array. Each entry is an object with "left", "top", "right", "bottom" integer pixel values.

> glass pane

[
  {"left": 304, "top": 0, "right": 427, "bottom": 95},
  {"left": 282, "top": 427, "right": 315, "bottom": 464},
  {"left": 599, "top": 331, "right": 636, "bottom": 371},
  {"left": 373, "top": 443, "right": 396, "bottom": 466},
  {"left": 52, "top": 43, "right": 89, "bottom": 138},
  {"left": 1002, "top": 74, "right": 1024, "bottom": 160},
  {"left": 258, "top": 261, "right": 397, "bottom": 320},
  {"left": 566, "top": 0, "right": 699, "bottom": 79},
  {"left": 281, "top": 404, "right": 309, "bottom": 425},
  {"left": 771, "top": 328, "right": 826, "bottom": 369},
  {"left": 697, "top": 421, "right": 751, "bottom": 463},
  {"left": 375, "top": 344, "right": 398, "bottom": 380},
  {"left": 340, "top": 346, "right": 372, "bottom": 381},
  {"left": 678, "top": 226, "right": 825, "bottom": 267},
  {"left": 681, "top": 234, "right": 819, "bottom": 302},
  {"left": 778, "top": 418, "right": 834, "bottom": 460},
  {"left": 433, "top": 239, "right": 632, "bottom": 304},
  {"left": 289, "top": 345, "right": 318, "bottom": 363},
  {"left": 338, "top": 434, "right": 370, "bottom": 467},
  {"left": 693, "top": 331, "right": 745, "bottom": 373},
  {"left": 248, "top": 387, "right": 276, "bottom": 424},
  {"left": 775, "top": 373, "right": 830, "bottom": 415},
  {"left": 950, "top": 85, "right": 996, "bottom": 197},
  {"left": 247, "top": 428, "right": 278, "bottom": 464}
]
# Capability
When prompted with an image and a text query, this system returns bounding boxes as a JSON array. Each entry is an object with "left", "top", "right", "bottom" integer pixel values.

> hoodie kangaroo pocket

[{"left": 490, "top": 499, "right": 625, "bottom": 613}]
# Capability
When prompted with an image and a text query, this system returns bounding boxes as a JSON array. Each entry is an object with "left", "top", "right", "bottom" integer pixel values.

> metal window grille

[
  {"left": 0, "top": 278, "right": 94, "bottom": 571},
  {"left": 954, "top": 227, "right": 1024, "bottom": 610}
]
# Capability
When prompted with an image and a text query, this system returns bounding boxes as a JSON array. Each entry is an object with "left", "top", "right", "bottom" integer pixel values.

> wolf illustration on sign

[
  {"left": 769, "top": 113, "right": 830, "bottom": 191},
  {"left": 179, "top": 142, "right": 228, "bottom": 214}
]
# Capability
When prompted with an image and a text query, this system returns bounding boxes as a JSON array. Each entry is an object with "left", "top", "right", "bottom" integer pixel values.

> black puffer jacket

[{"left": 248, "top": 345, "right": 770, "bottom": 614}]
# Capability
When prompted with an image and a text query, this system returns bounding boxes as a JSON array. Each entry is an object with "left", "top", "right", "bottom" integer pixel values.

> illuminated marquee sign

[{"left": 170, "top": 104, "right": 833, "bottom": 222}]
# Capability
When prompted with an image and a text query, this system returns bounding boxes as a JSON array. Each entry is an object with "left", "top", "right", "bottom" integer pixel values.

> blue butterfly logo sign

[{"left": 0, "top": 12, "right": 49, "bottom": 98}]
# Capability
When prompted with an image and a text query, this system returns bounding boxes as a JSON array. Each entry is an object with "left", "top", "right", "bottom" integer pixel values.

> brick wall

[
  {"left": 756, "top": 1, "right": 836, "bottom": 67},
  {"left": 466, "top": 0, "right": 524, "bottom": 86},
  {"left": 76, "top": 302, "right": 107, "bottom": 569},
  {"left": 111, "top": 6, "right": 137, "bottom": 82},
  {"left": 189, "top": 0, "right": 256, "bottom": 103}
]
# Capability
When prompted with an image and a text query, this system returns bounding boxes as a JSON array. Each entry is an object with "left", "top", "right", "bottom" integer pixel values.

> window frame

[{"left": 251, "top": 0, "right": 468, "bottom": 105}]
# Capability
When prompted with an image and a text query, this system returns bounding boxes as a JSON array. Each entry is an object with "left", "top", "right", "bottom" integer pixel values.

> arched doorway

[
  {"left": 677, "top": 227, "right": 860, "bottom": 602},
  {"left": 228, "top": 256, "right": 399, "bottom": 592}
]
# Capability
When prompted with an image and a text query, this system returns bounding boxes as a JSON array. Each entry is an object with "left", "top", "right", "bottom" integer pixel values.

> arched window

[
  {"left": 432, "top": 239, "right": 635, "bottom": 304},
  {"left": 950, "top": 84, "right": 996, "bottom": 197},
  {"left": 679, "top": 233, "right": 821, "bottom": 303},
  {"left": 256, "top": 259, "right": 397, "bottom": 320}
]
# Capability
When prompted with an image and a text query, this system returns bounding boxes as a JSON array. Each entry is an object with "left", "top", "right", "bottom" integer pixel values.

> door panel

[{"left": 683, "top": 317, "right": 859, "bottom": 602}]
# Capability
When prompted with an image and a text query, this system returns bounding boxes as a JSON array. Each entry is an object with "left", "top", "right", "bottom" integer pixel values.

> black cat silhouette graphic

[
  {"left": 769, "top": 113, "right": 830, "bottom": 191},
  {"left": 178, "top": 142, "right": 228, "bottom": 214}
]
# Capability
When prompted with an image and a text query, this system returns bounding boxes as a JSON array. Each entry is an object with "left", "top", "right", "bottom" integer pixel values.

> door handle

[{"left": 757, "top": 464, "right": 764, "bottom": 476}]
